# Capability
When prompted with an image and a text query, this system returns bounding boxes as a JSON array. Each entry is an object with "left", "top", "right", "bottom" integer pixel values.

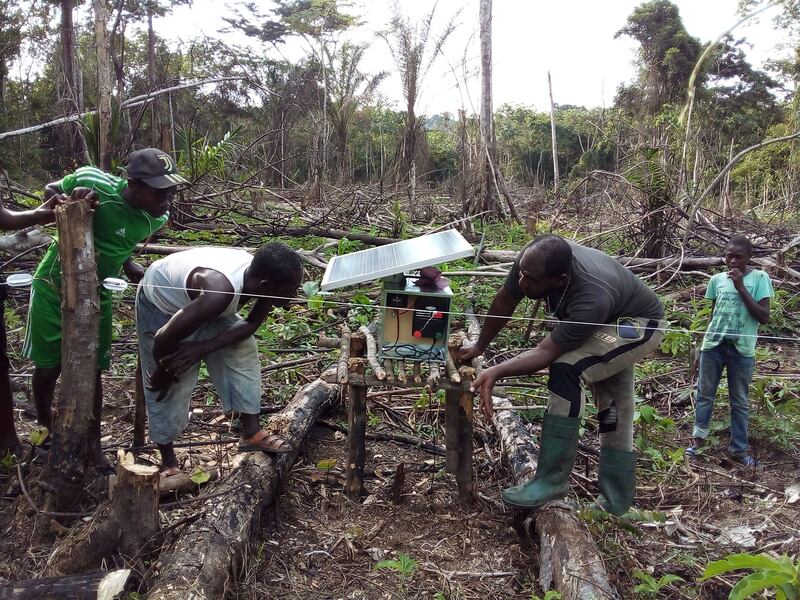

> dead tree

[
  {"left": 43, "top": 200, "right": 99, "bottom": 511},
  {"left": 147, "top": 379, "right": 339, "bottom": 600},
  {"left": 92, "top": 0, "right": 113, "bottom": 170}
]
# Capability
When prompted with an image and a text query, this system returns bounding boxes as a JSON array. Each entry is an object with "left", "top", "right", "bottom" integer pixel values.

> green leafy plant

[
  {"left": 367, "top": 411, "right": 381, "bottom": 427},
  {"left": 189, "top": 468, "right": 211, "bottom": 485},
  {"left": 633, "top": 569, "right": 684, "bottom": 597},
  {"left": 316, "top": 459, "right": 337, "bottom": 472},
  {"left": 531, "top": 591, "right": 561, "bottom": 600},
  {"left": 29, "top": 427, "right": 48, "bottom": 447},
  {"left": 374, "top": 552, "right": 418, "bottom": 578},
  {"left": 701, "top": 552, "right": 800, "bottom": 599}
]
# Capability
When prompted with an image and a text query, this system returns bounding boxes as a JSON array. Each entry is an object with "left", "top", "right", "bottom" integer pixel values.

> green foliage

[
  {"left": 189, "top": 468, "right": 211, "bottom": 484},
  {"left": 176, "top": 128, "right": 242, "bottom": 180},
  {"left": 367, "top": 411, "right": 381, "bottom": 427},
  {"left": 29, "top": 427, "right": 48, "bottom": 447},
  {"left": 701, "top": 552, "right": 800, "bottom": 600},
  {"left": 633, "top": 569, "right": 684, "bottom": 597},
  {"left": 374, "top": 552, "right": 418, "bottom": 577},
  {"left": 316, "top": 458, "right": 337, "bottom": 471},
  {"left": 750, "top": 376, "right": 800, "bottom": 452},
  {"left": 531, "top": 591, "right": 561, "bottom": 600}
]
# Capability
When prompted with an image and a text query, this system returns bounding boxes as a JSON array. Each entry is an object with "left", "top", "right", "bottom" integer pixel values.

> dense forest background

[{"left": 2, "top": 0, "right": 799, "bottom": 255}]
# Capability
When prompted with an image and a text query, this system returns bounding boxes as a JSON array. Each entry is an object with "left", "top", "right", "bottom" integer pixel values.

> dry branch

[
  {"left": 337, "top": 325, "right": 351, "bottom": 384},
  {"left": 147, "top": 379, "right": 338, "bottom": 599},
  {"left": 0, "top": 569, "right": 131, "bottom": 599},
  {"left": 359, "top": 326, "right": 386, "bottom": 380}
]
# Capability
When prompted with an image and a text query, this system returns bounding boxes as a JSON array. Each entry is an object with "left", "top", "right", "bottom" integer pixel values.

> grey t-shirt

[{"left": 504, "top": 241, "right": 664, "bottom": 352}]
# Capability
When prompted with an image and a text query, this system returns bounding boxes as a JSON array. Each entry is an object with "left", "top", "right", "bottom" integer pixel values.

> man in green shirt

[
  {"left": 686, "top": 235, "right": 772, "bottom": 466},
  {"left": 23, "top": 148, "right": 186, "bottom": 470}
]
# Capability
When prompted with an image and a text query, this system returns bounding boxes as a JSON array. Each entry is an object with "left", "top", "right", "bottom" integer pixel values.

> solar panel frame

[{"left": 320, "top": 230, "right": 474, "bottom": 291}]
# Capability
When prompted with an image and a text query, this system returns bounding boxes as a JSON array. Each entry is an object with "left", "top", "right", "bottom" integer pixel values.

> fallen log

[
  {"left": 491, "top": 395, "right": 619, "bottom": 600},
  {"left": 0, "top": 569, "right": 131, "bottom": 600},
  {"left": 0, "top": 227, "right": 52, "bottom": 252},
  {"left": 147, "top": 379, "right": 338, "bottom": 600}
]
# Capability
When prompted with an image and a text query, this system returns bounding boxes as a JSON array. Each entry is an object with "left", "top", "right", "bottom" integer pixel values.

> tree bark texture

[
  {"left": 491, "top": 396, "right": 619, "bottom": 600},
  {"left": 44, "top": 200, "right": 98, "bottom": 511},
  {"left": 92, "top": 0, "right": 113, "bottom": 170},
  {"left": 0, "top": 569, "right": 131, "bottom": 600},
  {"left": 147, "top": 379, "right": 339, "bottom": 600},
  {"left": 45, "top": 461, "right": 161, "bottom": 575},
  {"left": 479, "top": 0, "right": 497, "bottom": 217}
]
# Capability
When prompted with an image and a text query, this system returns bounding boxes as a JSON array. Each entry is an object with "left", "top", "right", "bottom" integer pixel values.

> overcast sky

[{"left": 153, "top": 0, "right": 790, "bottom": 115}]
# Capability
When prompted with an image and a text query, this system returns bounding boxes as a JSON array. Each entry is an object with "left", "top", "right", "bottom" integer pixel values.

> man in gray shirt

[{"left": 460, "top": 235, "right": 664, "bottom": 515}]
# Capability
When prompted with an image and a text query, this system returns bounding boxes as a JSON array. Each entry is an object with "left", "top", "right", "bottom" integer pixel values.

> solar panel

[{"left": 321, "top": 230, "right": 474, "bottom": 291}]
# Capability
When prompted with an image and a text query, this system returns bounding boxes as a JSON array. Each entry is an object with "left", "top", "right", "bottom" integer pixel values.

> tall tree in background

[
  {"left": 381, "top": 4, "right": 456, "bottom": 198},
  {"left": 92, "top": 0, "right": 113, "bottom": 169},
  {"left": 615, "top": 0, "right": 702, "bottom": 119},
  {"left": 57, "top": 0, "right": 90, "bottom": 166},
  {"left": 325, "top": 42, "right": 386, "bottom": 182},
  {"left": 0, "top": 0, "right": 23, "bottom": 132}
]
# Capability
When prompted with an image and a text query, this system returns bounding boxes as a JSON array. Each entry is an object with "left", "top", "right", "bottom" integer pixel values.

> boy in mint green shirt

[{"left": 687, "top": 235, "right": 773, "bottom": 466}]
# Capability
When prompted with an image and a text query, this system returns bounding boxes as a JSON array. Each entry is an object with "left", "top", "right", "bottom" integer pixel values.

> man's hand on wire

[{"left": 470, "top": 365, "right": 501, "bottom": 420}]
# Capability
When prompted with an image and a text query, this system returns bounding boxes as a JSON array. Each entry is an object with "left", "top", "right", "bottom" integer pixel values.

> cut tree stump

[
  {"left": 44, "top": 199, "right": 99, "bottom": 511},
  {"left": 491, "top": 395, "right": 620, "bottom": 600},
  {"left": 147, "top": 379, "right": 339, "bottom": 600},
  {"left": 0, "top": 569, "right": 131, "bottom": 600},
  {"left": 45, "top": 457, "right": 160, "bottom": 576}
]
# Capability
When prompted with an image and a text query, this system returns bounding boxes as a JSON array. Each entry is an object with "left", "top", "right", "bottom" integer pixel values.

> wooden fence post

[
  {"left": 44, "top": 200, "right": 99, "bottom": 510},
  {"left": 344, "top": 333, "right": 366, "bottom": 501}
]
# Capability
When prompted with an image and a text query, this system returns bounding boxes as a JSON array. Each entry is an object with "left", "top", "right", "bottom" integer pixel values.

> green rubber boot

[
  {"left": 501, "top": 413, "right": 580, "bottom": 509},
  {"left": 597, "top": 447, "right": 637, "bottom": 516}
]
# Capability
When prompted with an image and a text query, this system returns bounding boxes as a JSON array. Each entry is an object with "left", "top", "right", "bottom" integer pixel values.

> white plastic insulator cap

[
  {"left": 102, "top": 277, "right": 129, "bottom": 292},
  {"left": 5, "top": 273, "right": 33, "bottom": 288}
]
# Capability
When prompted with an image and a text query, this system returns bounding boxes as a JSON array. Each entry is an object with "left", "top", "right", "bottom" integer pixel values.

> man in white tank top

[{"left": 136, "top": 242, "right": 303, "bottom": 476}]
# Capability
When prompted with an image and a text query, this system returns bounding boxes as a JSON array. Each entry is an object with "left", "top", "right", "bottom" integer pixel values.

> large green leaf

[
  {"left": 729, "top": 571, "right": 793, "bottom": 600},
  {"left": 702, "top": 553, "right": 795, "bottom": 579}
]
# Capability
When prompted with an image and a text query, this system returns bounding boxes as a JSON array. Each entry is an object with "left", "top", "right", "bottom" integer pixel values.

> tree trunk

[
  {"left": 147, "top": 379, "right": 339, "bottom": 600},
  {"left": 43, "top": 200, "right": 99, "bottom": 511},
  {"left": 147, "top": 7, "right": 160, "bottom": 148},
  {"left": 59, "top": 0, "right": 89, "bottom": 167},
  {"left": 479, "top": 0, "right": 497, "bottom": 217},
  {"left": 0, "top": 569, "right": 131, "bottom": 600},
  {"left": 93, "top": 0, "right": 113, "bottom": 170},
  {"left": 45, "top": 461, "right": 161, "bottom": 575},
  {"left": 491, "top": 396, "right": 619, "bottom": 600},
  {"left": 548, "top": 71, "right": 560, "bottom": 198}
]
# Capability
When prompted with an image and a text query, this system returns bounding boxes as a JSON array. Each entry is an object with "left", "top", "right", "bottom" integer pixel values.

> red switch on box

[{"left": 413, "top": 330, "right": 422, "bottom": 338}]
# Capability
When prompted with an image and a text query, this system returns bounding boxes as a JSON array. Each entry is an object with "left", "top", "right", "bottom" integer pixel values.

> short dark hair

[
  {"left": 526, "top": 234, "right": 573, "bottom": 277},
  {"left": 251, "top": 241, "right": 303, "bottom": 283},
  {"left": 728, "top": 235, "right": 752, "bottom": 254}
]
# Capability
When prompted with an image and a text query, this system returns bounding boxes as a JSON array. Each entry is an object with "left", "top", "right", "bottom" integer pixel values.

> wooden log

[
  {"left": 456, "top": 374, "right": 475, "bottom": 501},
  {"left": 359, "top": 325, "right": 386, "bottom": 380},
  {"left": 384, "top": 359, "right": 396, "bottom": 384},
  {"left": 445, "top": 337, "right": 462, "bottom": 384},
  {"left": 44, "top": 200, "right": 99, "bottom": 511},
  {"left": 0, "top": 227, "right": 52, "bottom": 252},
  {"left": 345, "top": 359, "right": 367, "bottom": 501},
  {"left": 133, "top": 360, "right": 146, "bottom": 447},
  {"left": 147, "top": 379, "right": 339, "bottom": 600},
  {"left": 391, "top": 462, "right": 405, "bottom": 504},
  {"left": 491, "top": 395, "right": 619, "bottom": 600},
  {"left": 158, "top": 468, "right": 219, "bottom": 499},
  {"left": 337, "top": 325, "right": 351, "bottom": 384},
  {"left": 317, "top": 334, "right": 341, "bottom": 349},
  {"left": 426, "top": 362, "right": 441, "bottom": 388},
  {"left": 445, "top": 390, "right": 460, "bottom": 474},
  {"left": 396, "top": 360, "right": 408, "bottom": 384},
  {"left": 0, "top": 569, "right": 131, "bottom": 600},
  {"left": 46, "top": 458, "right": 160, "bottom": 575},
  {"left": 412, "top": 362, "right": 422, "bottom": 385}
]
